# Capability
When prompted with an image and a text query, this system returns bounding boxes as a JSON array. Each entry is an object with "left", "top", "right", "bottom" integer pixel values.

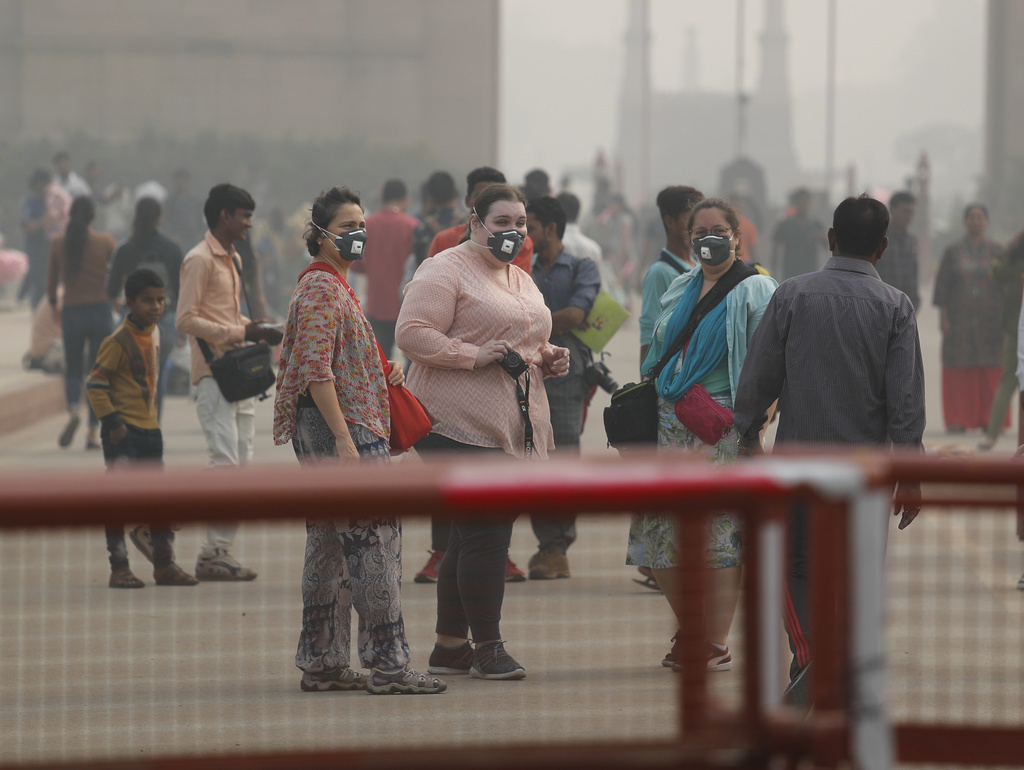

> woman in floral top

[{"left": 273, "top": 186, "right": 445, "bottom": 696}]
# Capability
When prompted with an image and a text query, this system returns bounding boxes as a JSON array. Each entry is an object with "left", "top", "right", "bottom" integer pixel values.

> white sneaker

[{"left": 195, "top": 548, "right": 257, "bottom": 581}]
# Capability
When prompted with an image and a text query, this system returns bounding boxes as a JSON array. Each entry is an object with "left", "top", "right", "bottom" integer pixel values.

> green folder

[{"left": 570, "top": 290, "right": 630, "bottom": 352}]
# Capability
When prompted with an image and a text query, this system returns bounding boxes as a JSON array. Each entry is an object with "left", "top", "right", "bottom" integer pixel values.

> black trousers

[{"left": 415, "top": 432, "right": 514, "bottom": 641}]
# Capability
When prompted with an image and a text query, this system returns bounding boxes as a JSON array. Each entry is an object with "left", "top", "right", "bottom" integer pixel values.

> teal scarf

[{"left": 655, "top": 276, "right": 729, "bottom": 403}]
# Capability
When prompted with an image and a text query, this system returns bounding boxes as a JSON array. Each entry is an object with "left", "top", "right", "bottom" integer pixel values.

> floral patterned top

[{"left": 273, "top": 269, "right": 389, "bottom": 445}]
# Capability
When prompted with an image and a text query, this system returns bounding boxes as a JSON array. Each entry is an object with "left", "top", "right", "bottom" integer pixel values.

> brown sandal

[
  {"left": 153, "top": 563, "right": 198, "bottom": 586},
  {"left": 109, "top": 566, "right": 145, "bottom": 589}
]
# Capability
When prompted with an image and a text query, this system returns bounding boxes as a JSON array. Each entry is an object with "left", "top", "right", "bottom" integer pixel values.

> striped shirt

[{"left": 732, "top": 256, "right": 925, "bottom": 448}]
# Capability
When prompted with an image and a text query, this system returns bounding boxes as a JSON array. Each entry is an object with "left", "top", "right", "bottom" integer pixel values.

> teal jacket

[{"left": 641, "top": 265, "right": 778, "bottom": 403}]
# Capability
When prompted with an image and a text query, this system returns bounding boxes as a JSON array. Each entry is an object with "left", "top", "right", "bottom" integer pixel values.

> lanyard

[{"left": 513, "top": 374, "right": 533, "bottom": 458}]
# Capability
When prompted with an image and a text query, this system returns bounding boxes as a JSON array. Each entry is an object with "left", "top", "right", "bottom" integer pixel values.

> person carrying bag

[{"left": 604, "top": 259, "right": 757, "bottom": 448}]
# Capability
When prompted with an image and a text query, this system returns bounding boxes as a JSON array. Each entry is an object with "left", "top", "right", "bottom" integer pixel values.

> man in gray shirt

[{"left": 732, "top": 194, "right": 925, "bottom": 702}]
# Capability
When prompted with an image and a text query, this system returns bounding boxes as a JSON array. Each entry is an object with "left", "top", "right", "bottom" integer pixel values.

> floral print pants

[{"left": 292, "top": 407, "right": 410, "bottom": 672}]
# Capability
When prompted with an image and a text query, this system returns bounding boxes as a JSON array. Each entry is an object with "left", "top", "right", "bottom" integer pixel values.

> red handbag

[
  {"left": 674, "top": 384, "right": 734, "bottom": 446},
  {"left": 299, "top": 261, "right": 432, "bottom": 454},
  {"left": 378, "top": 351, "right": 432, "bottom": 454}
]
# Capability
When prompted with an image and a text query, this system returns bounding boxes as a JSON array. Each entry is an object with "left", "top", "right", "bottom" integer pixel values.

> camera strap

[{"left": 513, "top": 375, "right": 534, "bottom": 458}]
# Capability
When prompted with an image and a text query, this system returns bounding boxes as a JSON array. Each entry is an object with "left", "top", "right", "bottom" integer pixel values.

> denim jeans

[{"left": 62, "top": 302, "right": 114, "bottom": 427}]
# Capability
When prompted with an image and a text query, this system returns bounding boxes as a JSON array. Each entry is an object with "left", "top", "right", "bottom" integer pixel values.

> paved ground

[{"left": 0, "top": 288, "right": 1021, "bottom": 765}]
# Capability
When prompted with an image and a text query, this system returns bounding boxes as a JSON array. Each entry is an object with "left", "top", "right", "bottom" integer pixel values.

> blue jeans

[{"left": 62, "top": 302, "right": 114, "bottom": 427}]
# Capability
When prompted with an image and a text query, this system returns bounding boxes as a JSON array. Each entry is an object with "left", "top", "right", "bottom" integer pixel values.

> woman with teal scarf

[{"left": 626, "top": 198, "right": 777, "bottom": 673}]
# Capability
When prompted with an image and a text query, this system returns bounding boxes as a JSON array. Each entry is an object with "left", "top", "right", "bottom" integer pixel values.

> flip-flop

[{"left": 633, "top": 575, "right": 662, "bottom": 591}]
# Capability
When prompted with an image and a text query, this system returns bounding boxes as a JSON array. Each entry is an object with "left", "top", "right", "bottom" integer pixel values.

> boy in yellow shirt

[{"left": 87, "top": 269, "right": 196, "bottom": 587}]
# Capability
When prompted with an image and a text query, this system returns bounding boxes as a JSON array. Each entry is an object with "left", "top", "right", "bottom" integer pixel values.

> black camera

[
  {"left": 583, "top": 357, "right": 619, "bottom": 394},
  {"left": 498, "top": 350, "right": 530, "bottom": 379}
]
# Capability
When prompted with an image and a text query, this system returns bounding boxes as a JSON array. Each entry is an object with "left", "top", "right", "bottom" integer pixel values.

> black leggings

[{"left": 415, "top": 432, "right": 515, "bottom": 642}]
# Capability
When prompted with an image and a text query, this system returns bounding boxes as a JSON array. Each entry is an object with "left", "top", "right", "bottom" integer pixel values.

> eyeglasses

[{"left": 691, "top": 226, "right": 732, "bottom": 238}]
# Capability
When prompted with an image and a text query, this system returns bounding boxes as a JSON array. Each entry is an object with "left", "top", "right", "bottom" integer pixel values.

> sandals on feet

[
  {"left": 109, "top": 566, "right": 145, "bottom": 588},
  {"left": 153, "top": 563, "right": 198, "bottom": 586},
  {"left": 632, "top": 566, "right": 662, "bottom": 592}
]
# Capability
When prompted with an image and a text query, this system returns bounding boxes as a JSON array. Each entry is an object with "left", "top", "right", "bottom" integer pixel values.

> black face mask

[
  {"left": 692, "top": 234, "right": 733, "bottom": 267},
  {"left": 314, "top": 223, "right": 367, "bottom": 261},
  {"left": 473, "top": 208, "right": 524, "bottom": 263}
]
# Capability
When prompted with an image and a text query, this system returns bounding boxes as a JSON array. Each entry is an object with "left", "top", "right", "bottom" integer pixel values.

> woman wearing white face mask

[
  {"left": 396, "top": 182, "right": 570, "bottom": 681},
  {"left": 274, "top": 186, "right": 446, "bottom": 696},
  {"left": 628, "top": 197, "right": 777, "bottom": 675}
]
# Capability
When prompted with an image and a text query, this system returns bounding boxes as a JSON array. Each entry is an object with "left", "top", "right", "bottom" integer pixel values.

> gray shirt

[{"left": 733, "top": 256, "right": 925, "bottom": 448}]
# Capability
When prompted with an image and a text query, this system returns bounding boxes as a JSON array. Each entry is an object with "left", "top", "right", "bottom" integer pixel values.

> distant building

[
  {"left": 0, "top": 0, "right": 499, "bottom": 171},
  {"left": 983, "top": 0, "right": 1024, "bottom": 231},
  {"left": 615, "top": 0, "right": 800, "bottom": 205}
]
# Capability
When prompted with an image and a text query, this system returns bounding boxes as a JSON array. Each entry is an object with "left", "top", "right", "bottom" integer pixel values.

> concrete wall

[
  {"left": 984, "top": 0, "right": 1024, "bottom": 231},
  {"left": 0, "top": 0, "right": 498, "bottom": 170}
]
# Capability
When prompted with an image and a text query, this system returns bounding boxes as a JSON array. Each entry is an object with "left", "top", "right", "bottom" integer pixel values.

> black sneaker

[
  {"left": 427, "top": 641, "right": 474, "bottom": 675},
  {"left": 470, "top": 640, "right": 526, "bottom": 680}
]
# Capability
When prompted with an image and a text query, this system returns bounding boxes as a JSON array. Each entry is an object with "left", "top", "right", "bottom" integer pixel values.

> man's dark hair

[
  {"left": 832, "top": 195, "right": 889, "bottom": 258},
  {"left": 466, "top": 166, "right": 506, "bottom": 194},
  {"left": 381, "top": 178, "right": 407, "bottom": 203},
  {"left": 789, "top": 187, "right": 811, "bottom": 205},
  {"left": 526, "top": 195, "right": 567, "bottom": 240},
  {"left": 29, "top": 168, "right": 51, "bottom": 188},
  {"left": 523, "top": 168, "right": 550, "bottom": 201},
  {"left": 656, "top": 185, "right": 705, "bottom": 231},
  {"left": 425, "top": 171, "right": 457, "bottom": 206},
  {"left": 52, "top": 150, "right": 70, "bottom": 165},
  {"left": 203, "top": 183, "right": 255, "bottom": 230},
  {"left": 556, "top": 192, "right": 581, "bottom": 222},
  {"left": 889, "top": 191, "right": 915, "bottom": 210},
  {"left": 124, "top": 268, "right": 165, "bottom": 302}
]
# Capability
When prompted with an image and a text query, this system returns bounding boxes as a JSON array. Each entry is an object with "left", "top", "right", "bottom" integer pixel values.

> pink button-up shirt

[
  {"left": 396, "top": 241, "right": 555, "bottom": 459},
  {"left": 176, "top": 232, "right": 250, "bottom": 385}
]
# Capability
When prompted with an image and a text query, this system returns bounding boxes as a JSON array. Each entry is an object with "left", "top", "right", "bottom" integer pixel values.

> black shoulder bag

[
  {"left": 603, "top": 260, "right": 757, "bottom": 447},
  {"left": 196, "top": 257, "right": 276, "bottom": 402}
]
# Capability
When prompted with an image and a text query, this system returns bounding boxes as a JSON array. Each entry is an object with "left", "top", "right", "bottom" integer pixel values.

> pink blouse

[
  {"left": 273, "top": 270, "right": 389, "bottom": 445},
  {"left": 396, "top": 242, "right": 555, "bottom": 459}
]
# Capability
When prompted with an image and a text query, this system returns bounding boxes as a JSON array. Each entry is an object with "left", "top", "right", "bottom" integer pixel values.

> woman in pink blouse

[
  {"left": 273, "top": 186, "right": 445, "bottom": 696},
  {"left": 396, "top": 183, "right": 570, "bottom": 681}
]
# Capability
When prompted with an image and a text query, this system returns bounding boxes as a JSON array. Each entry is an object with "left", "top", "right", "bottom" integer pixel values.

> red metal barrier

[{"left": 0, "top": 450, "right": 1022, "bottom": 769}]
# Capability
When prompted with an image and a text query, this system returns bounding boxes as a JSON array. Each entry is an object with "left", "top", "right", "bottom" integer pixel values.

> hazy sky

[{"left": 500, "top": 0, "right": 985, "bottom": 205}]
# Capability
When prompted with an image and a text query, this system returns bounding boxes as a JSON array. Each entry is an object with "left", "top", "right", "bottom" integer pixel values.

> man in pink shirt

[
  {"left": 172, "top": 183, "right": 282, "bottom": 581},
  {"left": 352, "top": 179, "right": 419, "bottom": 358}
]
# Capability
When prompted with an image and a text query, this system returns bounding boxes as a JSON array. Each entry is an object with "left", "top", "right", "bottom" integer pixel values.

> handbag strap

[
  {"left": 197, "top": 254, "right": 256, "bottom": 364},
  {"left": 299, "top": 261, "right": 392, "bottom": 376},
  {"left": 646, "top": 260, "right": 758, "bottom": 380}
]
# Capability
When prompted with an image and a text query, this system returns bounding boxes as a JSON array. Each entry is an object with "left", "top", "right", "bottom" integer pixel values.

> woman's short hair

[
  {"left": 305, "top": 186, "right": 363, "bottom": 256},
  {"left": 687, "top": 197, "right": 743, "bottom": 259}
]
